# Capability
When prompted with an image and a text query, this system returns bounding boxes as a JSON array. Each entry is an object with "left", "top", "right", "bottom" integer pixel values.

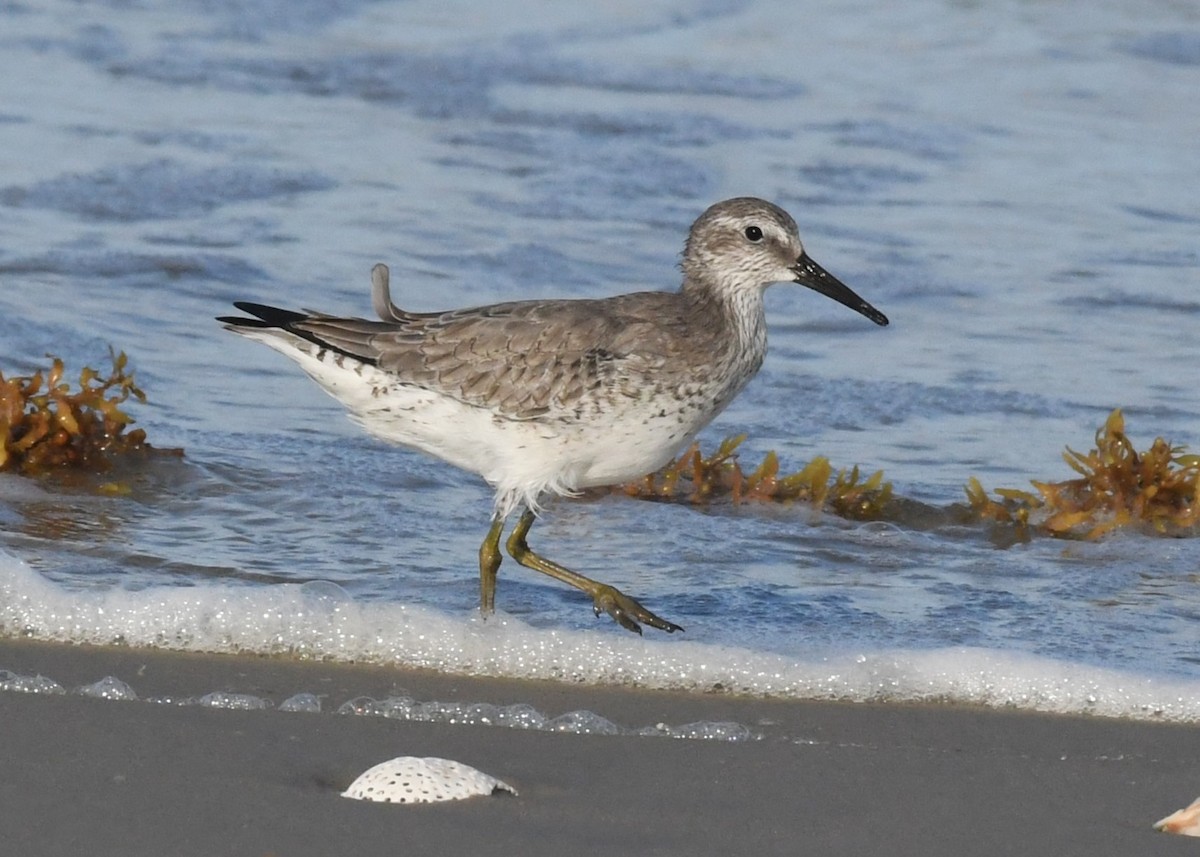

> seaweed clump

[
  {"left": 966, "top": 409, "right": 1200, "bottom": 540},
  {"left": 615, "top": 410, "right": 1199, "bottom": 541},
  {"left": 0, "top": 351, "right": 164, "bottom": 475},
  {"left": 617, "top": 434, "right": 893, "bottom": 520}
]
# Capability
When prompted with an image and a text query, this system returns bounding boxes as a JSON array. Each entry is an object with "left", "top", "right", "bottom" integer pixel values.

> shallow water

[{"left": 1, "top": 0, "right": 1199, "bottom": 719}]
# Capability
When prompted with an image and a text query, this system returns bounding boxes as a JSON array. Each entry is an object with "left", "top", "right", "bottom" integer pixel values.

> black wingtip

[
  {"left": 217, "top": 302, "right": 307, "bottom": 329},
  {"left": 216, "top": 315, "right": 271, "bottom": 328}
]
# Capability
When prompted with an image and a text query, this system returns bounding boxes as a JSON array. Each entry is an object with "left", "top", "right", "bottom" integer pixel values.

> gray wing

[{"left": 292, "top": 292, "right": 687, "bottom": 421}]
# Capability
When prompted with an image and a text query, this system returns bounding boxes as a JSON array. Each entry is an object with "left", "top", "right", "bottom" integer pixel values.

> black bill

[{"left": 792, "top": 253, "right": 889, "bottom": 327}]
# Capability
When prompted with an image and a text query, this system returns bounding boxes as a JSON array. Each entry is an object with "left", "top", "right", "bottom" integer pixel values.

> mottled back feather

[{"left": 280, "top": 290, "right": 733, "bottom": 421}]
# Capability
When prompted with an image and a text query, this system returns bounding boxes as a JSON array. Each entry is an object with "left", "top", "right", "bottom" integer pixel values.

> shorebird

[{"left": 218, "top": 198, "right": 888, "bottom": 634}]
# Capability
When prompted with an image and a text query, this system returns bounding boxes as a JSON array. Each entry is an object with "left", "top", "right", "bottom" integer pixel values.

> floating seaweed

[
  {"left": 7, "top": 351, "right": 1188, "bottom": 546},
  {"left": 966, "top": 409, "right": 1200, "bottom": 540},
  {"left": 0, "top": 350, "right": 174, "bottom": 476},
  {"left": 617, "top": 409, "right": 1198, "bottom": 541},
  {"left": 616, "top": 434, "right": 893, "bottom": 520}
]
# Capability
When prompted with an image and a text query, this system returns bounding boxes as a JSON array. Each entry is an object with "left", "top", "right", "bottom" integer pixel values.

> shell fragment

[
  {"left": 342, "top": 756, "right": 517, "bottom": 804},
  {"left": 1154, "top": 796, "right": 1200, "bottom": 836}
]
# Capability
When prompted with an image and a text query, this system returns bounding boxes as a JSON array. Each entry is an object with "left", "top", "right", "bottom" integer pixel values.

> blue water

[{"left": 1, "top": 0, "right": 1199, "bottom": 718}]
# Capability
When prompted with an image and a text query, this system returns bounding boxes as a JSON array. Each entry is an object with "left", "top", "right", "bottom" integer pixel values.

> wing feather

[{"left": 289, "top": 292, "right": 693, "bottom": 421}]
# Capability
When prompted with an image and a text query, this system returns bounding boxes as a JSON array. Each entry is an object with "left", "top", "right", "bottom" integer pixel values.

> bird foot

[{"left": 592, "top": 585, "right": 683, "bottom": 635}]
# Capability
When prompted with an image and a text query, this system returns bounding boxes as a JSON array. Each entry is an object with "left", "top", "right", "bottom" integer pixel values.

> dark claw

[
  {"left": 595, "top": 602, "right": 643, "bottom": 635},
  {"left": 593, "top": 586, "right": 683, "bottom": 635}
]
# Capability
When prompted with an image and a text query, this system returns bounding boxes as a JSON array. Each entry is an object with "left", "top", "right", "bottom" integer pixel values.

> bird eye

[{"left": 744, "top": 225, "right": 763, "bottom": 242}]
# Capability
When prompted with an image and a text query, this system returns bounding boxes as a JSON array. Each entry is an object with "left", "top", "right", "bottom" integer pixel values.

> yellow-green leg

[
  {"left": 478, "top": 515, "right": 505, "bottom": 615},
  {"left": 504, "top": 509, "right": 683, "bottom": 635}
]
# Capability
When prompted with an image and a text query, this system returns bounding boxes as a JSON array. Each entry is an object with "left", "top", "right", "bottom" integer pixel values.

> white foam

[
  {"left": 74, "top": 675, "right": 137, "bottom": 701},
  {"left": 0, "top": 668, "right": 756, "bottom": 739},
  {"left": 645, "top": 721, "right": 757, "bottom": 741},
  {"left": 279, "top": 692, "right": 322, "bottom": 713},
  {"left": 339, "top": 697, "right": 552, "bottom": 729},
  {"left": 2, "top": 549, "right": 1199, "bottom": 721},
  {"left": 0, "top": 669, "right": 64, "bottom": 695},
  {"left": 192, "top": 691, "right": 272, "bottom": 711},
  {"left": 337, "top": 696, "right": 694, "bottom": 737}
]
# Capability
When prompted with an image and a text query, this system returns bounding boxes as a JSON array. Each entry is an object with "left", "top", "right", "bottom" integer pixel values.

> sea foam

[{"left": 2, "top": 549, "right": 1198, "bottom": 721}]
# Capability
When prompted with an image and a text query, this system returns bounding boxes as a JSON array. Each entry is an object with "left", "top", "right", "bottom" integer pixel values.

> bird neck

[{"left": 681, "top": 276, "right": 769, "bottom": 366}]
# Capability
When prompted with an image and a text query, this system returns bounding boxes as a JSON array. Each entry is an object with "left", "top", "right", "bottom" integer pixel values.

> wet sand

[{"left": 1, "top": 637, "right": 1197, "bottom": 856}]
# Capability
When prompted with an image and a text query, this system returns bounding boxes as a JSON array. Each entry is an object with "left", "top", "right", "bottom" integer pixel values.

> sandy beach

[{"left": 0, "top": 637, "right": 1196, "bottom": 856}]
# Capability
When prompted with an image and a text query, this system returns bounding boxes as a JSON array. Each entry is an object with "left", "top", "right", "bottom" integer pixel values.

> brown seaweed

[
  {"left": 617, "top": 409, "right": 1198, "bottom": 541},
  {"left": 616, "top": 434, "right": 893, "bottom": 520},
  {"left": 0, "top": 350, "right": 174, "bottom": 475},
  {"left": 966, "top": 409, "right": 1200, "bottom": 539}
]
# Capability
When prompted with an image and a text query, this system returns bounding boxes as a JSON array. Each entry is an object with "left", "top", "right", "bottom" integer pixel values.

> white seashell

[
  {"left": 1154, "top": 796, "right": 1200, "bottom": 836},
  {"left": 341, "top": 756, "right": 517, "bottom": 804}
]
